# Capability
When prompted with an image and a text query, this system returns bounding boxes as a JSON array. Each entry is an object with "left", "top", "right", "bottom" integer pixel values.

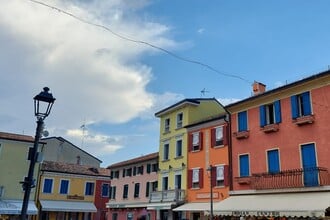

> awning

[
  {"left": 107, "top": 202, "right": 149, "bottom": 208},
  {"left": 173, "top": 202, "right": 210, "bottom": 211},
  {"left": 0, "top": 200, "right": 38, "bottom": 215},
  {"left": 40, "top": 200, "right": 97, "bottom": 212},
  {"left": 213, "top": 191, "right": 330, "bottom": 217},
  {"left": 147, "top": 202, "right": 176, "bottom": 210}
]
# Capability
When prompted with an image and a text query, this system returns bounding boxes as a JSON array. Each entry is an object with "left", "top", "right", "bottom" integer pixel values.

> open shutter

[
  {"left": 274, "top": 100, "right": 282, "bottom": 123},
  {"left": 188, "top": 170, "right": 193, "bottom": 189},
  {"left": 147, "top": 164, "right": 151, "bottom": 173},
  {"left": 224, "top": 165, "right": 230, "bottom": 187},
  {"left": 199, "top": 132, "right": 203, "bottom": 151},
  {"left": 146, "top": 182, "right": 150, "bottom": 197},
  {"left": 211, "top": 166, "right": 217, "bottom": 187},
  {"left": 199, "top": 168, "right": 204, "bottom": 188},
  {"left": 211, "top": 128, "right": 216, "bottom": 147},
  {"left": 259, "top": 105, "right": 266, "bottom": 127},
  {"left": 188, "top": 134, "right": 193, "bottom": 152},
  {"left": 223, "top": 125, "right": 228, "bottom": 146},
  {"left": 291, "top": 95, "right": 298, "bottom": 119},
  {"left": 302, "top": 91, "right": 311, "bottom": 115}
]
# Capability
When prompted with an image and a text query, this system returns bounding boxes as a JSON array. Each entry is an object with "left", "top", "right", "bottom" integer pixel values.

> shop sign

[{"left": 232, "top": 211, "right": 280, "bottom": 217}]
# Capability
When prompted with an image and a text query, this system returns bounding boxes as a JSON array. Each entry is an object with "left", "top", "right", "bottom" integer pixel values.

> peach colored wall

[
  {"left": 231, "top": 85, "right": 330, "bottom": 190},
  {"left": 187, "top": 122, "right": 229, "bottom": 203}
]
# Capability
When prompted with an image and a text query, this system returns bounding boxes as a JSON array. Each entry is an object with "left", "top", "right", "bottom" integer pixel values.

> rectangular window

[
  {"left": 113, "top": 171, "right": 119, "bottom": 179},
  {"left": 102, "top": 183, "right": 110, "bottom": 197},
  {"left": 291, "top": 91, "right": 312, "bottom": 119},
  {"left": 175, "top": 174, "right": 182, "bottom": 189},
  {"left": 109, "top": 186, "right": 116, "bottom": 199},
  {"left": 192, "top": 169, "right": 200, "bottom": 188},
  {"left": 123, "top": 184, "right": 129, "bottom": 199},
  {"left": 85, "top": 182, "right": 94, "bottom": 196},
  {"left": 137, "top": 165, "right": 144, "bottom": 175},
  {"left": 190, "top": 132, "right": 202, "bottom": 151},
  {"left": 216, "top": 165, "right": 225, "bottom": 186},
  {"left": 239, "top": 154, "right": 250, "bottom": 177},
  {"left": 43, "top": 178, "right": 53, "bottom": 193},
  {"left": 260, "top": 100, "right": 281, "bottom": 126},
  {"left": 164, "top": 118, "right": 170, "bottom": 132},
  {"left": 126, "top": 168, "right": 132, "bottom": 177},
  {"left": 163, "top": 143, "right": 169, "bottom": 160},
  {"left": 145, "top": 182, "right": 150, "bottom": 197},
  {"left": 59, "top": 179, "right": 69, "bottom": 194},
  {"left": 238, "top": 111, "right": 248, "bottom": 131},
  {"left": 112, "top": 213, "right": 118, "bottom": 220},
  {"left": 152, "top": 163, "right": 158, "bottom": 172},
  {"left": 267, "top": 149, "right": 280, "bottom": 173},
  {"left": 162, "top": 177, "right": 168, "bottom": 190},
  {"left": 176, "top": 139, "right": 182, "bottom": 157},
  {"left": 176, "top": 112, "right": 183, "bottom": 128},
  {"left": 152, "top": 181, "right": 158, "bottom": 192},
  {"left": 134, "top": 183, "right": 140, "bottom": 198}
]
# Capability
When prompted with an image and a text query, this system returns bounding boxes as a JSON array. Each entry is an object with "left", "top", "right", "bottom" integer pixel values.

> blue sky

[{"left": 1, "top": 0, "right": 330, "bottom": 166}]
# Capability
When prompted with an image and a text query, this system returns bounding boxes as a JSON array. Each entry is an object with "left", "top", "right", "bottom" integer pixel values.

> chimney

[{"left": 252, "top": 81, "right": 266, "bottom": 95}]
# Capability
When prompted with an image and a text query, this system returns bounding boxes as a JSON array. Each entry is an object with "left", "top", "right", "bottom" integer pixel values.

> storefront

[
  {"left": 213, "top": 191, "right": 330, "bottom": 219},
  {"left": 0, "top": 200, "right": 38, "bottom": 220},
  {"left": 173, "top": 202, "right": 211, "bottom": 220}
]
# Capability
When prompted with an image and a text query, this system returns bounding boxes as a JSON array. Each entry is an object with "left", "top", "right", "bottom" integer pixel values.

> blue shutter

[
  {"left": 239, "top": 155, "right": 249, "bottom": 177},
  {"left": 238, "top": 111, "right": 247, "bottom": 131},
  {"left": 267, "top": 150, "right": 280, "bottom": 173},
  {"left": 302, "top": 92, "right": 311, "bottom": 115},
  {"left": 301, "top": 144, "right": 318, "bottom": 186},
  {"left": 274, "top": 100, "right": 282, "bottom": 123},
  {"left": 291, "top": 95, "right": 298, "bottom": 119},
  {"left": 259, "top": 105, "right": 266, "bottom": 127}
]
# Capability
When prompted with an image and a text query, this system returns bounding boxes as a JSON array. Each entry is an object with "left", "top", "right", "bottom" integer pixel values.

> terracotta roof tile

[
  {"left": 0, "top": 131, "right": 35, "bottom": 143},
  {"left": 107, "top": 152, "right": 158, "bottom": 169}
]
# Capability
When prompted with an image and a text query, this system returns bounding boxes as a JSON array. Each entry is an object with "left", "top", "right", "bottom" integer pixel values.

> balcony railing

[
  {"left": 149, "top": 189, "right": 185, "bottom": 203},
  {"left": 235, "top": 167, "right": 330, "bottom": 190}
]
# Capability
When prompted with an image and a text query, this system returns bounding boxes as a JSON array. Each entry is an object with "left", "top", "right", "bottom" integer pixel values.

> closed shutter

[
  {"left": 291, "top": 95, "right": 298, "bottom": 119},
  {"left": 211, "top": 128, "right": 216, "bottom": 147},
  {"left": 259, "top": 105, "right": 266, "bottom": 127},
  {"left": 199, "top": 132, "right": 203, "bottom": 151},
  {"left": 146, "top": 182, "right": 150, "bottom": 197},
  {"left": 188, "top": 169, "right": 193, "bottom": 189},
  {"left": 199, "top": 168, "right": 204, "bottom": 188},
  {"left": 188, "top": 134, "right": 193, "bottom": 152},
  {"left": 223, "top": 125, "right": 228, "bottom": 146},
  {"left": 274, "top": 100, "right": 282, "bottom": 123},
  {"left": 146, "top": 164, "right": 151, "bottom": 173},
  {"left": 302, "top": 91, "right": 311, "bottom": 115},
  {"left": 224, "top": 165, "right": 230, "bottom": 186},
  {"left": 211, "top": 166, "right": 217, "bottom": 187}
]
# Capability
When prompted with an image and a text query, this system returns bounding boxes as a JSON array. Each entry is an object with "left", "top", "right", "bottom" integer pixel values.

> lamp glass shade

[{"left": 34, "top": 87, "right": 56, "bottom": 119}]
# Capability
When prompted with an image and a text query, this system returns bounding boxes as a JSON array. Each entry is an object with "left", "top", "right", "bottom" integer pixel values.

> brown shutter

[
  {"left": 199, "top": 132, "right": 203, "bottom": 151},
  {"left": 211, "top": 128, "right": 216, "bottom": 147},
  {"left": 224, "top": 165, "right": 230, "bottom": 187},
  {"left": 199, "top": 168, "right": 204, "bottom": 188},
  {"left": 188, "top": 134, "right": 193, "bottom": 152},
  {"left": 223, "top": 124, "right": 228, "bottom": 146},
  {"left": 211, "top": 166, "right": 217, "bottom": 187},
  {"left": 188, "top": 169, "right": 193, "bottom": 188}
]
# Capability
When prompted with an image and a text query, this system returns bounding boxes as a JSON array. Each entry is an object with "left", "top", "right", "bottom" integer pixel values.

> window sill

[
  {"left": 235, "top": 176, "right": 251, "bottom": 185},
  {"left": 260, "top": 124, "right": 279, "bottom": 133},
  {"left": 293, "top": 115, "right": 315, "bottom": 126},
  {"left": 163, "top": 131, "right": 171, "bottom": 135},
  {"left": 174, "top": 156, "right": 183, "bottom": 160},
  {"left": 213, "top": 145, "right": 225, "bottom": 149},
  {"left": 233, "top": 130, "right": 249, "bottom": 139}
]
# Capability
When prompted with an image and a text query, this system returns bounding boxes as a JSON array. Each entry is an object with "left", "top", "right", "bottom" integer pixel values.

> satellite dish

[{"left": 42, "top": 130, "right": 49, "bottom": 137}]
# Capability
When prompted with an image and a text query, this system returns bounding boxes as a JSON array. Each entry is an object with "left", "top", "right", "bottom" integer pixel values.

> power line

[{"left": 27, "top": 0, "right": 252, "bottom": 84}]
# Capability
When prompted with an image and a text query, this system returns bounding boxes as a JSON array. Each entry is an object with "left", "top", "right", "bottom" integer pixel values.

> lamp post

[
  {"left": 20, "top": 87, "right": 55, "bottom": 220},
  {"left": 207, "top": 165, "right": 214, "bottom": 220}
]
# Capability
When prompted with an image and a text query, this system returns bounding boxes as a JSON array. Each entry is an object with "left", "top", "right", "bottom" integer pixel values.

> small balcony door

[{"left": 301, "top": 143, "right": 318, "bottom": 187}]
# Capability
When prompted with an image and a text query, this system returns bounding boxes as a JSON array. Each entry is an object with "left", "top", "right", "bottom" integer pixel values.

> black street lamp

[
  {"left": 20, "top": 87, "right": 55, "bottom": 220},
  {"left": 207, "top": 165, "right": 214, "bottom": 220}
]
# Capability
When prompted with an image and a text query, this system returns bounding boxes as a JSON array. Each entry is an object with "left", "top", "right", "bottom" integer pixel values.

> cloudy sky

[{"left": 1, "top": 0, "right": 330, "bottom": 166}]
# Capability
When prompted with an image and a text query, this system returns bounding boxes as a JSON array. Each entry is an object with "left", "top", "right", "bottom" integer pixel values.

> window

[
  {"left": 109, "top": 186, "right": 116, "bottom": 199},
  {"left": 267, "top": 149, "right": 280, "bottom": 173},
  {"left": 260, "top": 100, "right": 281, "bottom": 126},
  {"left": 59, "top": 179, "right": 69, "bottom": 194},
  {"left": 238, "top": 111, "right": 248, "bottom": 131},
  {"left": 162, "top": 176, "right": 168, "bottom": 190},
  {"left": 212, "top": 126, "right": 227, "bottom": 146},
  {"left": 123, "top": 184, "right": 129, "bottom": 199},
  {"left": 152, "top": 163, "right": 158, "bottom": 172},
  {"left": 189, "top": 132, "right": 203, "bottom": 151},
  {"left": 176, "top": 112, "right": 183, "bottom": 128},
  {"left": 239, "top": 154, "right": 250, "bottom": 177},
  {"left": 291, "top": 91, "right": 312, "bottom": 119},
  {"left": 137, "top": 165, "right": 144, "bottom": 175},
  {"left": 152, "top": 181, "right": 158, "bottom": 192},
  {"left": 176, "top": 139, "right": 183, "bottom": 157},
  {"left": 112, "top": 213, "right": 118, "bottom": 220},
  {"left": 43, "top": 178, "right": 53, "bottom": 193},
  {"left": 112, "top": 171, "right": 119, "bottom": 179},
  {"left": 134, "top": 183, "right": 140, "bottom": 198},
  {"left": 126, "top": 168, "right": 132, "bottom": 177},
  {"left": 102, "top": 183, "right": 110, "bottom": 197},
  {"left": 192, "top": 169, "right": 200, "bottom": 188},
  {"left": 163, "top": 143, "right": 169, "bottom": 160},
  {"left": 175, "top": 174, "right": 182, "bottom": 189},
  {"left": 164, "top": 118, "right": 170, "bottom": 132},
  {"left": 216, "top": 165, "right": 225, "bottom": 186},
  {"left": 85, "top": 182, "right": 94, "bottom": 196}
]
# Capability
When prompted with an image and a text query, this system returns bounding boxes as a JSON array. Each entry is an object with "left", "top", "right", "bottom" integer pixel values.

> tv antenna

[{"left": 200, "top": 88, "right": 210, "bottom": 97}]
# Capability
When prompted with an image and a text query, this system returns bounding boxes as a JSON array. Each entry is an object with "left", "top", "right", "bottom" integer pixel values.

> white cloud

[
  {"left": 0, "top": 0, "right": 178, "bottom": 158},
  {"left": 197, "top": 28, "right": 205, "bottom": 34}
]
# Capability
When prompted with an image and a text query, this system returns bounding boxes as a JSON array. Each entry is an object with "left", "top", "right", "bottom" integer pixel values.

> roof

[
  {"left": 107, "top": 152, "right": 158, "bottom": 169},
  {"left": 185, "top": 114, "right": 228, "bottom": 129},
  {"left": 0, "top": 131, "right": 35, "bottom": 143},
  {"left": 226, "top": 69, "right": 330, "bottom": 109},
  {"left": 41, "top": 136, "right": 102, "bottom": 163},
  {"left": 155, "top": 98, "right": 221, "bottom": 117},
  {"left": 41, "top": 161, "right": 110, "bottom": 177}
]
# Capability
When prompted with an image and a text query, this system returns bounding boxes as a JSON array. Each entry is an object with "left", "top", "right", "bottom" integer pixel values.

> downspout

[{"left": 224, "top": 109, "right": 233, "bottom": 191}]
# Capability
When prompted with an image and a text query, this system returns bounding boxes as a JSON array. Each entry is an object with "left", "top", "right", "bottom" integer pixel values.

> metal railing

[{"left": 149, "top": 189, "right": 185, "bottom": 203}]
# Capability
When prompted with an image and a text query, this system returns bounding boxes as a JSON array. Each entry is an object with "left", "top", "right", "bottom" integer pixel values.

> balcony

[
  {"left": 249, "top": 167, "right": 330, "bottom": 190},
  {"left": 149, "top": 189, "right": 185, "bottom": 203},
  {"left": 233, "top": 130, "right": 249, "bottom": 139},
  {"left": 293, "top": 115, "right": 315, "bottom": 126},
  {"left": 260, "top": 124, "right": 279, "bottom": 133}
]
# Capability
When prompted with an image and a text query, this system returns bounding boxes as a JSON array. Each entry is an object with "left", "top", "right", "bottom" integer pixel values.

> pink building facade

[{"left": 106, "top": 153, "right": 159, "bottom": 220}]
